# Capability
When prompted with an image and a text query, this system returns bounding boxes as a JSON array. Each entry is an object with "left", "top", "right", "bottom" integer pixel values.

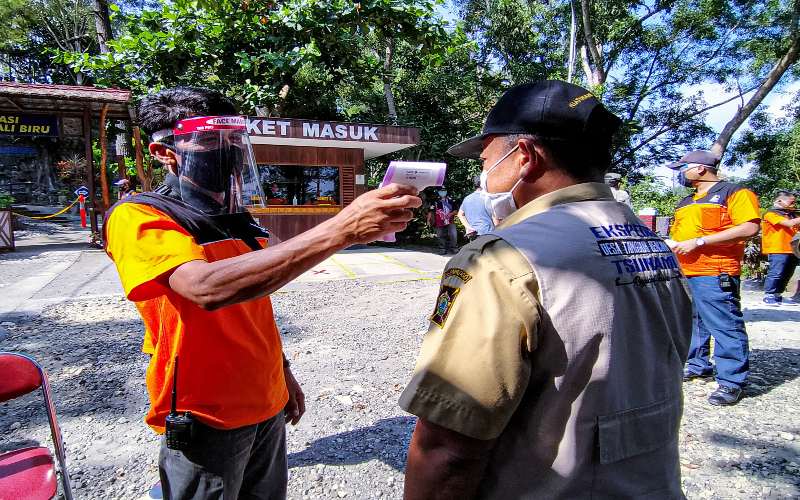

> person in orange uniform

[
  {"left": 104, "top": 87, "right": 421, "bottom": 499},
  {"left": 668, "top": 150, "right": 760, "bottom": 406},
  {"left": 761, "top": 190, "right": 800, "bottom": 306}
]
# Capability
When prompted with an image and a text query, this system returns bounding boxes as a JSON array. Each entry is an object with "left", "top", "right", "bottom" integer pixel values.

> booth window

[{"left": 259, "top": 165, "right": 340, "bottom": 206}]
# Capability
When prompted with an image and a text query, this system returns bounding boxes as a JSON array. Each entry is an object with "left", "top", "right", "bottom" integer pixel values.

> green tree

[
  {"left": 455, "top": 0, "right": 568, "bottom": 84},
  {"left": 0, "top": 0, "right": 95, "bottom": 83},
  {"left": 711, "top": 0, "right": 800, "bottom": 157},
  {"left": 628, "top": 175, "right": 688, "bottom": 217},
  {"left": 57, "top": 0, "right": 448, "bottom": 118},
  {"left": 732, "top": 110, "right": 800, "bottom": 204}
]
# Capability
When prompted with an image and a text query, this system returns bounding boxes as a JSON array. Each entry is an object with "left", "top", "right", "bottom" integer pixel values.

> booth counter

[{"left": 245, "top": 117, "right": 420, "bottom": 241}]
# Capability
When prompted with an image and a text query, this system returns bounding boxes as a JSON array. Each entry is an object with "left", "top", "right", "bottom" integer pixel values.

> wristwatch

[{"left": 695, "top": 237, "right": 706, "bottom": 247}]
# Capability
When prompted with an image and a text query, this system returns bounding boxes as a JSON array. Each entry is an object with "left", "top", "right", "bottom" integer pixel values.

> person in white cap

[
  {"left": 115, "top": 178, "right": 136, "bottom": 200},
  {"left": 604, "top": 172, "right": 632, "bottom": 208}
]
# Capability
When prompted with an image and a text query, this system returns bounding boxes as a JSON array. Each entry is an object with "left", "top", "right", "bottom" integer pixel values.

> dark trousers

[
  {"left": 685, "top": 276, "right": 749, "bottom": 389},
  {"left": 435, "top": 224, "right": 458, "bottom": 253},
  {"left": 159, "top": 411, "right": 287, "bottom": 500},
  {"left": 764, "top": 253, "right": 799, "bottom": 295}
]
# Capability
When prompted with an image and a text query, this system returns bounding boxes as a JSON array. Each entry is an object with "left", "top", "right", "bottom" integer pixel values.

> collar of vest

[
  {"left": 500, "top": 182, "right": 614, "bottom": 229},
  {"left": 767, "top": 207, "right": 796, "bottom": 218},
  {"left": 679, "top": 181, "right": 740, "bottom": 208}
]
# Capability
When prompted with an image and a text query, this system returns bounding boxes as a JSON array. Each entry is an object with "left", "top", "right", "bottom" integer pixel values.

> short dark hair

[
  {"left": 504, "top": 133, "right": 612, "bottom": 182},
  {"left": 775, "top": 190, "right": 796, "bottom": 199},
  {"left": 137, "top": 87, "right": 237, "bottom": 136}
]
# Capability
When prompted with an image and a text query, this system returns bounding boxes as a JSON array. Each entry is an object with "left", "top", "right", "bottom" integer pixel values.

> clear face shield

[{"left": 171, "top": 116, "right": 265, "bottom": 215}]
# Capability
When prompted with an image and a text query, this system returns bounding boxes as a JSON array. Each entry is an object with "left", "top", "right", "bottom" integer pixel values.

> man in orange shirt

[
  {"left": 762, "top": 190, "right": 800, "bottom": 306},
  {"left": 668, "top": 150, "right": 760, "bottom": 406},
  {"left": 104, "top": 87, "right": 421, "bottom": 499}
]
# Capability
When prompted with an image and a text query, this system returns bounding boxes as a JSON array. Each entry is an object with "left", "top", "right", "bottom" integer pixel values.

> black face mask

[{"left": 179, "top": 148, "right": 235, "bottom": 215}]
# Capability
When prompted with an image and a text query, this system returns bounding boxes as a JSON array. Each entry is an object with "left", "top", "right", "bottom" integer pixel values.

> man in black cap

[
  {"left": 667, "top": 150, "right": 760, "bottom": 406},
  {"left": 400, "top": 80, "right": 693, "bottom": 499}
]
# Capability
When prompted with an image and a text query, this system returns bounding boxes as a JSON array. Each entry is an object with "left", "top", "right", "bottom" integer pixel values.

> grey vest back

[{"left": 480, "top": 199, "right": 691, "bottom": 499}]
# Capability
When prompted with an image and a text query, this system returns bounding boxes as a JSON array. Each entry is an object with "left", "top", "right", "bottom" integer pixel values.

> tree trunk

[
  {"left": 115, "top": 122, "right": 131, "bottom": 181},
  {"left": 579, "top": 0, "right": 606, "bottom": 86},
  {"left": 132, "top": 126, "right": 152, "bottom": 191},
  {"left": 579, "top": 46, "right": 594, "bottom": 84},
  {"left": 383, "top": 37, "right": 398, "bottom": 124},
  {"left": 98, "top": 104, "right": 111, "bottom": 209},
  {"left": 272, "top": 83, "right": 291, "bottom": 117},
  {"left": 92, "top": 0, "right": 113, "bottom": 53},
  {"left": 711, "top": 36, "right": 800, "bottom": 157},
  {"left": 567, "top": 0, "right": 578, "bottom": 82}
]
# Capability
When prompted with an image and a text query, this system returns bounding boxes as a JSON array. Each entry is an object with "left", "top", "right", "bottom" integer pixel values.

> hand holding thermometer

[{"left": 380, "top": 161, "right": 447, "bottom": 242}]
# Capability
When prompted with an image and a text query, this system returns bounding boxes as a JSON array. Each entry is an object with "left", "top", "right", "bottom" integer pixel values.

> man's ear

[
  {"left": 149, "top": 143, "right": 178, "bottom": 175},
  {"left": 517, "top": 138, "right": 546, "bottom": 182}
]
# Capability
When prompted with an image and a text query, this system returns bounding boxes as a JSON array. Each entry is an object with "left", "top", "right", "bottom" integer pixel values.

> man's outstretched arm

[
  {"left": 169, "top": 184, "right": 421, "bottom": 310},
  {"left": 404, "top": 419, "right": 496, "bottom": 500}
]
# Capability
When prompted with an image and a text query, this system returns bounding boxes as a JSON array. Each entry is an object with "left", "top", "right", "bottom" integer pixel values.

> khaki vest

[{"left": 481, "top": 199, "right": 692, "bottom": 499}]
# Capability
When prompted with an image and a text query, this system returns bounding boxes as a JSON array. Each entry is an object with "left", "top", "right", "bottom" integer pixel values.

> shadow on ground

[
  {"left": 708, "top": 432, "right": 800, "bottom": 496},
  {"left": 743, "top": 348, "right": 800, "bottom": 398},
  {"left": 0, "top": 297, "right": 311, "bottom": 454},
  {"left": 288, "top": 416, "right": 415, "bottom": 471},
  {"left": 0, "top": 242, "right": 94, "bottom": 262},
  {"left": 745, "top": 306, "right": 800, "bottom": 323}
]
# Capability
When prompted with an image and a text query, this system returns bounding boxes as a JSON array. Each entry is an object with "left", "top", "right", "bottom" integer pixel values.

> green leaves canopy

[{"left": 58, "top": 0, "right": 448, "bottom": 118}]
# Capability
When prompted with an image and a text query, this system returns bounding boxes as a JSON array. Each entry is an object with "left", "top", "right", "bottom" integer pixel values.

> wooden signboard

[{"left": 0, "top": 114, "right": 59, "bottom": 137}]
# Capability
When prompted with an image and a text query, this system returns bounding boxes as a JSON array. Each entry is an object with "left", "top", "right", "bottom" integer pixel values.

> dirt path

[{"left": 1, "top": 279, "right": 798, "bottom": 498}]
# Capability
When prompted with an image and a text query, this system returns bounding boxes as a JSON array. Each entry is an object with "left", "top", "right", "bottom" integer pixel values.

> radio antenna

[{"left": 171, "top": 356, "right": 179, "bottom": 414}]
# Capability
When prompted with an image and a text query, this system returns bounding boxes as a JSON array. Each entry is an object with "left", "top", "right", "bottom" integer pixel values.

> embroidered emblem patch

[
  {"left": 431, "top": 285, "right": 460, "bottom": 328},
  {"left": 443, "top": 267, "right": 472, "bottom": 283}
]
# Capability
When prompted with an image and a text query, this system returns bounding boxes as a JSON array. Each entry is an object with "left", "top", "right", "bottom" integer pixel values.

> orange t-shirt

[
  {"left": 670, "top": 182, "right": 760, "bottom": 276},
  {"left": 105, "top": 203, "right": 287, "bottom": 433},
  {"left": 762, "top": 209, "right": 798, "bottom": 254}
]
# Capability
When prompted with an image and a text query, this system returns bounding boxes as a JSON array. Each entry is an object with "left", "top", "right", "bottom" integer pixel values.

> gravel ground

[{"left": 1, "top": 279, "right": 799, "bottom": 499}]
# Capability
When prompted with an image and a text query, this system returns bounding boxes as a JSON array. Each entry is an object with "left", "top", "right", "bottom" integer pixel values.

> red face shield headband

[{"left": 173, "top": 116, "right": 247, "bottom": 136}]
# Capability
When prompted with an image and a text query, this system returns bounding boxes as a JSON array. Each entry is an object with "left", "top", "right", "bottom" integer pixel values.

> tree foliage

[
  {"left": 57, "top": 0, "right": 449, "bottom": 118},
  {"left": 732, "top": 109, "right": 800, "bottom": 205},
  {"left": 628, "top": 175, "right": 688, "bottom": 216},
  {"left": 3, "top": 0, "right": 800, "bottom": 216}
]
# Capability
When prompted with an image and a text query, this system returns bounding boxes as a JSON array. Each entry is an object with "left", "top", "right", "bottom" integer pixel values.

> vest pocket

[
  {"left": 700, "top": 205, "right": 724, "bottom": 230},
  {"left": 597, "top": 397, "right": 681, "bottom": 464}
]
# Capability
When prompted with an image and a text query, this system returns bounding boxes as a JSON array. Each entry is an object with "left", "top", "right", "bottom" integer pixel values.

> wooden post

[
  {"left": 132, "top": 125, "right": 150, "bottom": 191},
  {"left": 115, "top": 126, "right": 130, "bottom": 181},
  {"left": 83, "top": 107, "right": 99, "bottom": 235},
  {"left": 117, "top": 155, "right": 127, "bottom": 181},
  {"left": 98, "top": 103, "right": 111, "bottom": 209}
]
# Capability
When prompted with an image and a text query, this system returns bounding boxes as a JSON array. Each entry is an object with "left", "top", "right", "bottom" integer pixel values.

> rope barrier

[{"left": 12, "top": 198, "right": 80, "bottom": 220}]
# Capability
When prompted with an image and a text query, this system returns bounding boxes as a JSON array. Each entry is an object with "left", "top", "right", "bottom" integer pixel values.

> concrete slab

[
  {"left": 0, "top": 234, "right": 448, "bottom": 320},
  {"left": 293, "top": 248, "right": 447, "bottom": 284}
]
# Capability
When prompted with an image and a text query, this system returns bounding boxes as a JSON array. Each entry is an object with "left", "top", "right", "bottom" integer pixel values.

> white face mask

[{"left": 480, "top": 145, "right": 522, "bottom": 221}]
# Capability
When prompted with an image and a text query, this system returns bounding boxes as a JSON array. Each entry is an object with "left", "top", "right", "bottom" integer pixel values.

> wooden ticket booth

[{"left": 246, "top": 117, "right": 419, "bottom": 241}]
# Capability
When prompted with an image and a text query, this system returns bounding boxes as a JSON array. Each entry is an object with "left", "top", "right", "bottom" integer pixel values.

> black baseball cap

[
  {"left": 666, "top": 150, "right": 721, "bottom": 170},
  {"left": 447, "top": 80, "right": 622, "bottom": 158}
]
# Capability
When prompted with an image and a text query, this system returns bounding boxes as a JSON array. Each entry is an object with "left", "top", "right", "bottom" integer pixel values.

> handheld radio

[{"left": 165, "top": 356, "right": 194, "bottom": 451}]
